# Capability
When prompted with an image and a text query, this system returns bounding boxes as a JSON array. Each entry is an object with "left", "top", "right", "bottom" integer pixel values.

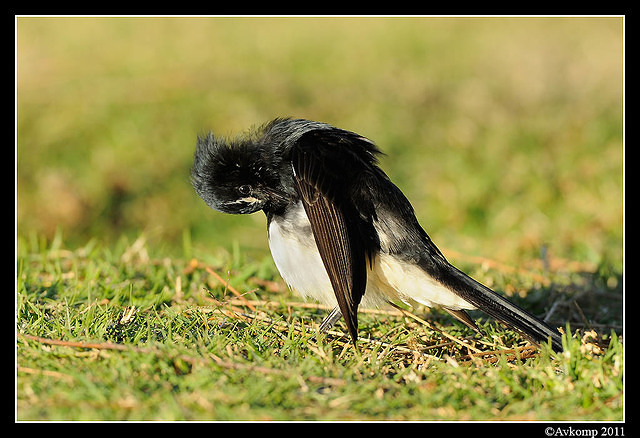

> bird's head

[{"left": 191, "top": 131, "right": 291, "bottom": 215}]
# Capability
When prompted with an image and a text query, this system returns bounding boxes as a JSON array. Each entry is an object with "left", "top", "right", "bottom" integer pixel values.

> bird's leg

[{"left": 318, "top": 307, "right": 342, "bottom": 333}]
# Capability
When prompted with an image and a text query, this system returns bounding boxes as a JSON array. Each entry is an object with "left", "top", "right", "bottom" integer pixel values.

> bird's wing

[{"left": 290, "top": 130, "right": 377, "bottom": 343}]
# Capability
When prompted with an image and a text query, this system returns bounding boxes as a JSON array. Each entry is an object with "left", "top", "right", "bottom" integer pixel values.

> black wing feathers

[{"left": 290, "top": 130, "right": 378, "bottom": 343}]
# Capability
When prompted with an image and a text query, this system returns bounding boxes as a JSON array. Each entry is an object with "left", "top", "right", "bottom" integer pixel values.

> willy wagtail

[{"left": 191, "top": 118, "right": 563, "bottom": 352}]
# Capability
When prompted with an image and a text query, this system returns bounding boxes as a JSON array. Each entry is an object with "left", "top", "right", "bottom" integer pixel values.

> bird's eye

[{"left": 238, "top": 185, "right": 252, "bottom": 195}]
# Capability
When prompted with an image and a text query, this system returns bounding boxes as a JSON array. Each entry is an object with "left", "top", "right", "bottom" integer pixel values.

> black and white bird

[{"left": 191, "top": 118, "right": 563, "bottom": 352}]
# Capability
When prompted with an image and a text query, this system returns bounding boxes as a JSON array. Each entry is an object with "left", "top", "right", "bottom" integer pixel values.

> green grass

[
  {"left": 17, "top": 17, "right": 623, "bottom": 421},
  {"left": 17, "top": 234, "right": 622, "bottom": 421}
]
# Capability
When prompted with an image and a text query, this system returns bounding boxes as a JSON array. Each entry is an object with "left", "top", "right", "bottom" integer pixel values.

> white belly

[
  {"left": 268, "top": 208, "right": 336, "bottom": 307},
  {"left": 370, "top": 253, "right": 475, "bottom": 310},
  {"left": 267, "top": 203, "right": 474, "bottom": 311}
]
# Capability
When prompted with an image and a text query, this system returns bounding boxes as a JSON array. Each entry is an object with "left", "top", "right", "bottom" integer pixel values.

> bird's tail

[{"left": 446, "top": 265, "right": 564, "bottom": 352}]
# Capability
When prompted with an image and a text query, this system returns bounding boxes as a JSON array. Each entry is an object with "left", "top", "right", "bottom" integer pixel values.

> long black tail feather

[{"left": 446, "top": 265, "right": 564, "bottom": 352}]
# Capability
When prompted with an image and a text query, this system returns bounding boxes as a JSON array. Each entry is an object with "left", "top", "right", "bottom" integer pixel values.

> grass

[
  {"left": 16, "top": 17, "right": 623, "bottom": 421},
  {"left": 16, "top": 234, "right": 623, "bottom": 421}
]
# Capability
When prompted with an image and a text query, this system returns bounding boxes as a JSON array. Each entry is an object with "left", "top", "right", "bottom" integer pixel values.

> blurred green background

[{"left": 17, "top": 17, "right": 623, "bottom": 269}]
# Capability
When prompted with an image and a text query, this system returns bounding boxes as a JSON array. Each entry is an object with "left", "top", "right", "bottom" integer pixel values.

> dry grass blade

[
  {"left": 387, "top": 302, "right": 483, "bottom": 354},
  {"left": 456, "top": 345, "right": 541, "bottom": 365},
  {"left": 204, "top": 266, "right": 257, "bottom": 311},
  {"left": 18, "top": 333, "right": 147, "bottom": 352},
  {"left": 17, "top": 366, "right": 75, "bottom": 383}
]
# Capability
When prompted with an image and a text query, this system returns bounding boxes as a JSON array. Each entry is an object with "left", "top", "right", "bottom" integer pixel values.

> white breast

[{"left": 268, "top": 203, "right": 336, "bottom": 306}]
